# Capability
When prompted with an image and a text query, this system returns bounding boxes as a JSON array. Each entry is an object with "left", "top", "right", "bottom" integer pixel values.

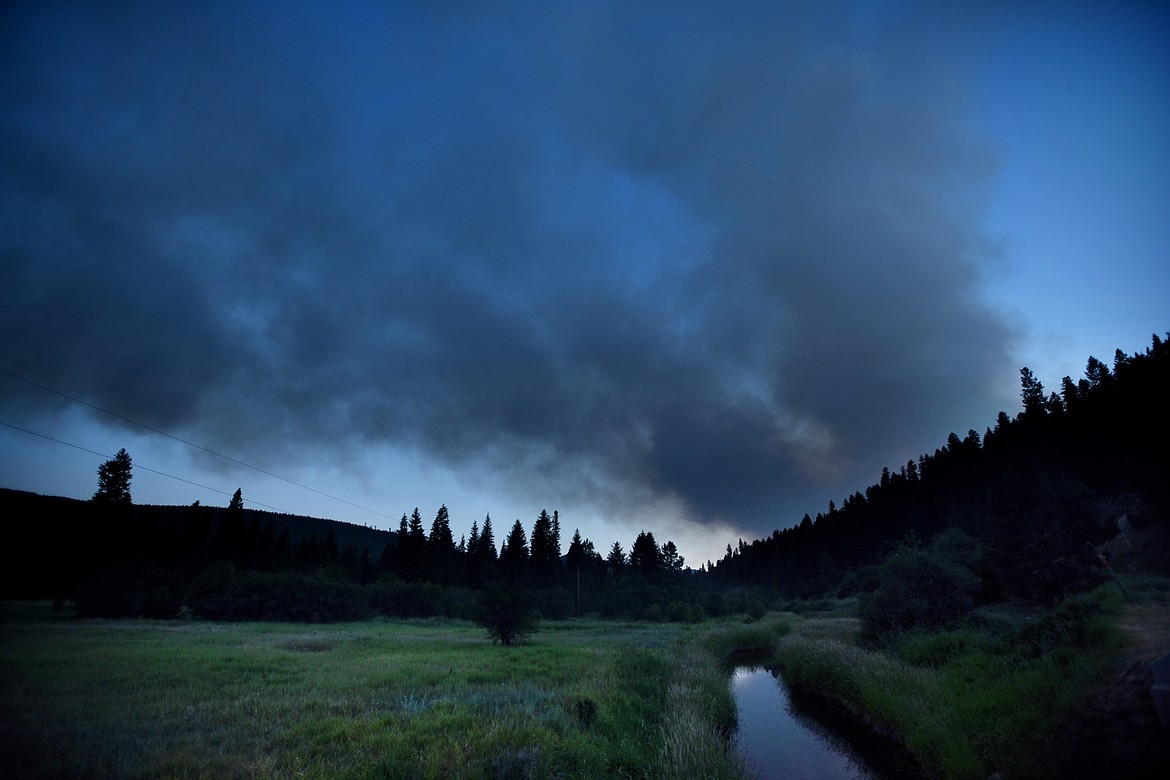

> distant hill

[{"left": 0, "top": 487, "right": 394, "bottom": 598}]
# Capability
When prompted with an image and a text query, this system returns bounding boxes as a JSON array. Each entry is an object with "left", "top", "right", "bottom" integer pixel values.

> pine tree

[
  {"left": 499, "top": 519, "right": 529, "bottom": 582},
  {"left": 566, "top": 528, "right": 586, "bottom": 574},
  {"left": 470, "top": 514, "right": 498, "bottom": 583},
  {"left": 551, "top": 511, "right": 561, "bottom": 561},
  {"left": 629, "top": 531, "right": 661, "bottom": 576},
  {"left": 529, "top": 509, "right": 561, "bottom": 583},
  {"left": 606, "top": 541, "right": 626, "bottom": 570},
  {"left": 93, "top": 449, "right": 132, "bottom": 505},
  {"left": 428, "top": 505, "right": 457, "bottom": 584},
  {"left": 466, "top": 520, "right": 481, "bottom": 559},
  {"left": 398, "top": 508, "right": 427, "bottom": 581},
  {"left": 660, "top": 540, "right": 685, "bottom": 572},
  {"left": 479, "top": 515, "right": 497, "bottom": 560},
  {"left": 1019, "top": 367, "right": 1047, "bottom": 418}
]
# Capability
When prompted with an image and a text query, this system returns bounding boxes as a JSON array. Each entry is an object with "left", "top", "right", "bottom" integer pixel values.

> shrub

[
  {"left": 860, "top": 535, "right": 980, "bottom": 642},
  {"left": 474, "top": 584, "right": 539, "bottom": 645}
]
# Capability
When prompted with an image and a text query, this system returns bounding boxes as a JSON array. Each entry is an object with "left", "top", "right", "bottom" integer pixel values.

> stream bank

[{"left": 732, "top": 664, "right": 926, "bottom": 779}]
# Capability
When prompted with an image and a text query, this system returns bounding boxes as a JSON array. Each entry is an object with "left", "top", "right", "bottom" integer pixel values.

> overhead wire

[
  {"left": 0, "top": 369, "right": 394, "bottom": 520},
  {"left": 0, "top": 421, "right": 287, "bottom": 512}
]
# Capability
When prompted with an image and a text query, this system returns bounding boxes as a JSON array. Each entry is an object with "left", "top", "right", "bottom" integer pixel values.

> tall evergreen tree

[
  {"left": 660, "top": 540, "right": 685, "bottom": 572},
  {"left": 566, "top": 528, "right": 586, "bottom": 574},
  {"left": 383, "top": 514, "right": 409, "bottom": 578},
  {"left": 428, "top": 504, "right": 457, "bottom": 584},
  {"left": 397, "top": 508, "right": 427, "bottom": 581},
  {"left": 470, "top": 514, "right": 498, "bottom": 583},
  {"left": 1085, "top": 355, "right": 1112, "bottom": 390},
  {"left": 551, "top": 510, "right": 561, "bottom": 561},
  {"left": 606, "top": 541, "right": 626, "bottom": 570},
  {"left": 529, "top": 509, "right": 561, "bottom": 583},
  {"left": 629, "top": 531, "right": 661, "bottom": 576},
  {"left": 466, "top": 520, "right": 481, "bottom": 559},
  {"left": 499, "top": 519, "right": 529, "bottom": 582},
  {"left": 1019, "top": 367, "right": 1047, "bottom": 418},
  {"left": 479, "top": 515, "right": 497, "bottom": 560},
  {"left": 92, "top": 449, "right": 132, "bottom": 505}
]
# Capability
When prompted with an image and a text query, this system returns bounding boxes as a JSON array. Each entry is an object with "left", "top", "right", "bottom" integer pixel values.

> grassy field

[
  {"left": 7, "top": 582, "right": 1158, "bottom": 780},
  {"left": 0, "top": 602, "right": 770, "bottom": 779}
]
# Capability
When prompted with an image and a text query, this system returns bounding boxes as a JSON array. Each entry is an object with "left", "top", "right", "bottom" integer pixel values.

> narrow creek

[{"left": 732, "top": 666, "right": 887, "bottom": 779}]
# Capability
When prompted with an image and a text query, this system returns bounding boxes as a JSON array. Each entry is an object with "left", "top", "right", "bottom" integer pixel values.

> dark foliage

[
  {"left": 858, "top": 531, "right": 981, "bottom": 642},
  {"left": 474, "top": 583, "right": 539, "bottom": 645},
  {"left": 92, "top": 449, "right": 132, "bottom": 506},
  {"left": 711, "top": 332, "right": 1170, "bottom": 611}
]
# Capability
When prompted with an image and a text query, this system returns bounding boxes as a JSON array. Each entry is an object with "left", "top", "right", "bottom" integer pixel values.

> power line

[
  {"left": 0, "top": 369, "right": 394, "bottom": 520},
  {"left": 0, "top": 421, "right": 287, "bottom": 512}
]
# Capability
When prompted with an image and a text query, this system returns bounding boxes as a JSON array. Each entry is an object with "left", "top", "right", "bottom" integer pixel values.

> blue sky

[{"left": 2, "top": 1, "right": 1167, "bottom": 567}]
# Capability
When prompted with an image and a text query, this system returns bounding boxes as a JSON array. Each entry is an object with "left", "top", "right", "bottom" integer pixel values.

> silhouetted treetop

[{"left": 93, "top": 449, "right": 132, "bottom": 505}]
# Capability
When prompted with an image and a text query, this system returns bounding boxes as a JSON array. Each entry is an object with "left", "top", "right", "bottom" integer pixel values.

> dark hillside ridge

[
  {"left": 0, "top": 487, "right": 394, "bottom": 599},
  {"left": 707, "top": 332, "right": 1170, "bottom": 598}
]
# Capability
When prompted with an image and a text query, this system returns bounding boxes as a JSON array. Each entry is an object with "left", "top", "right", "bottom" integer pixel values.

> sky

[{"left": 2, "top": 1, "right": 1167, "bottom": 568}]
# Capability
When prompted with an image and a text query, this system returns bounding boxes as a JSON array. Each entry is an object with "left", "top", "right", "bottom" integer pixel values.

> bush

[
  {"left": 860, "top": 535, "right": 980, "bottom": 642},
  {"left": 474, "top": 584, "right": 539, "bottom": 645}
]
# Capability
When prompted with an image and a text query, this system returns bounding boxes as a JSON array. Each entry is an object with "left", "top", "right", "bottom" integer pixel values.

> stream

[{"left": 732, "top": 666, "right": 889, "bottom": 779}]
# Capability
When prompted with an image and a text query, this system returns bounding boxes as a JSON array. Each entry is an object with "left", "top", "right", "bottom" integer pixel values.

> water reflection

[{"left": 732, "top": 666, "right": 880, "bottom": 779}]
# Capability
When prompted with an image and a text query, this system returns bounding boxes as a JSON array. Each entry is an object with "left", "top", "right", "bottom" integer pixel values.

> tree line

[
  {"left": 709, "top": 332, "right": 1169, "bottom": 636},
  {"left": 41, "top": 462, "right": 721, "bottom": 624},
  {"left": 4, "top": 332, "right": 1166, "bottom": 637}
]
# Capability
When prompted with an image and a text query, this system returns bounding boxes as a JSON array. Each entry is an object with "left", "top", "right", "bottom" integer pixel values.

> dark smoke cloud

[{"left": 1, "top": 2, "right": 1015, "bottom": 536}]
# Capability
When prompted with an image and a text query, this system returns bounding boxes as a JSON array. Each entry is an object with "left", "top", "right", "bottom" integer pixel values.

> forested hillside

[
  {"left": 709, "top": 333, "right": 1170, "bottom": 618},
  {"left": 3, "top": 334, "right": 1166, "bottom": 628}
]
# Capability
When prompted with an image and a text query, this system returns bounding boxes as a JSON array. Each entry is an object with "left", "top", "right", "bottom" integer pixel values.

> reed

[{"left": 772, "top": 585, "right": 1132, "bottom": 778}]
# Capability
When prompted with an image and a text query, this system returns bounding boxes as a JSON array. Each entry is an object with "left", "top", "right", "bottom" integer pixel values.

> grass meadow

[
  {"left": 0, "top": 602, "right": 765, "bottom": 779},
  {"left": 4, "top": 580, "right": 1157, "bottom": 779}
]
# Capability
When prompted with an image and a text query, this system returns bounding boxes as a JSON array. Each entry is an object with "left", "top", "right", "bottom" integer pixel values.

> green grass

[
  {"left": 1, "top": 603, "right": 763, "bottom": 778},
  {"left": 13, "top": 587, "right": 1132, "bottom": 780},
  {"left": 770, "top": 585, "right": 1133, "bottom": 779}
]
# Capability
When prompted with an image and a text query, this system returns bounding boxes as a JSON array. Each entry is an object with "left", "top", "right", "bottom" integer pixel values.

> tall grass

[
  {"left": 655, "top": 615, "right": 795, "bottom": 779},
  {"left": 772, "top": 586, "right": 1131, "bottom": 779},
  {"left": 1, "top": 604, "right": 768, "bottom": 778},
  {"left": 776, "top": 633, "right": 975, "bottom": 776},
  {"left": 701, "top": 615, "right": 793, "bottom": 663}
]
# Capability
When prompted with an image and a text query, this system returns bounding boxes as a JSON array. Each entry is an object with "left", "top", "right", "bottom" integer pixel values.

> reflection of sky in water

[{"left": 732, "top": 667, "right": 878, "bottom": 780}]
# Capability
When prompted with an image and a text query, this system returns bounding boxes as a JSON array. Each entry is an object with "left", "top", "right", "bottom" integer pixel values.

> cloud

[{"left": 1, "top": 2, "right": 1016, "bottom": 539}]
